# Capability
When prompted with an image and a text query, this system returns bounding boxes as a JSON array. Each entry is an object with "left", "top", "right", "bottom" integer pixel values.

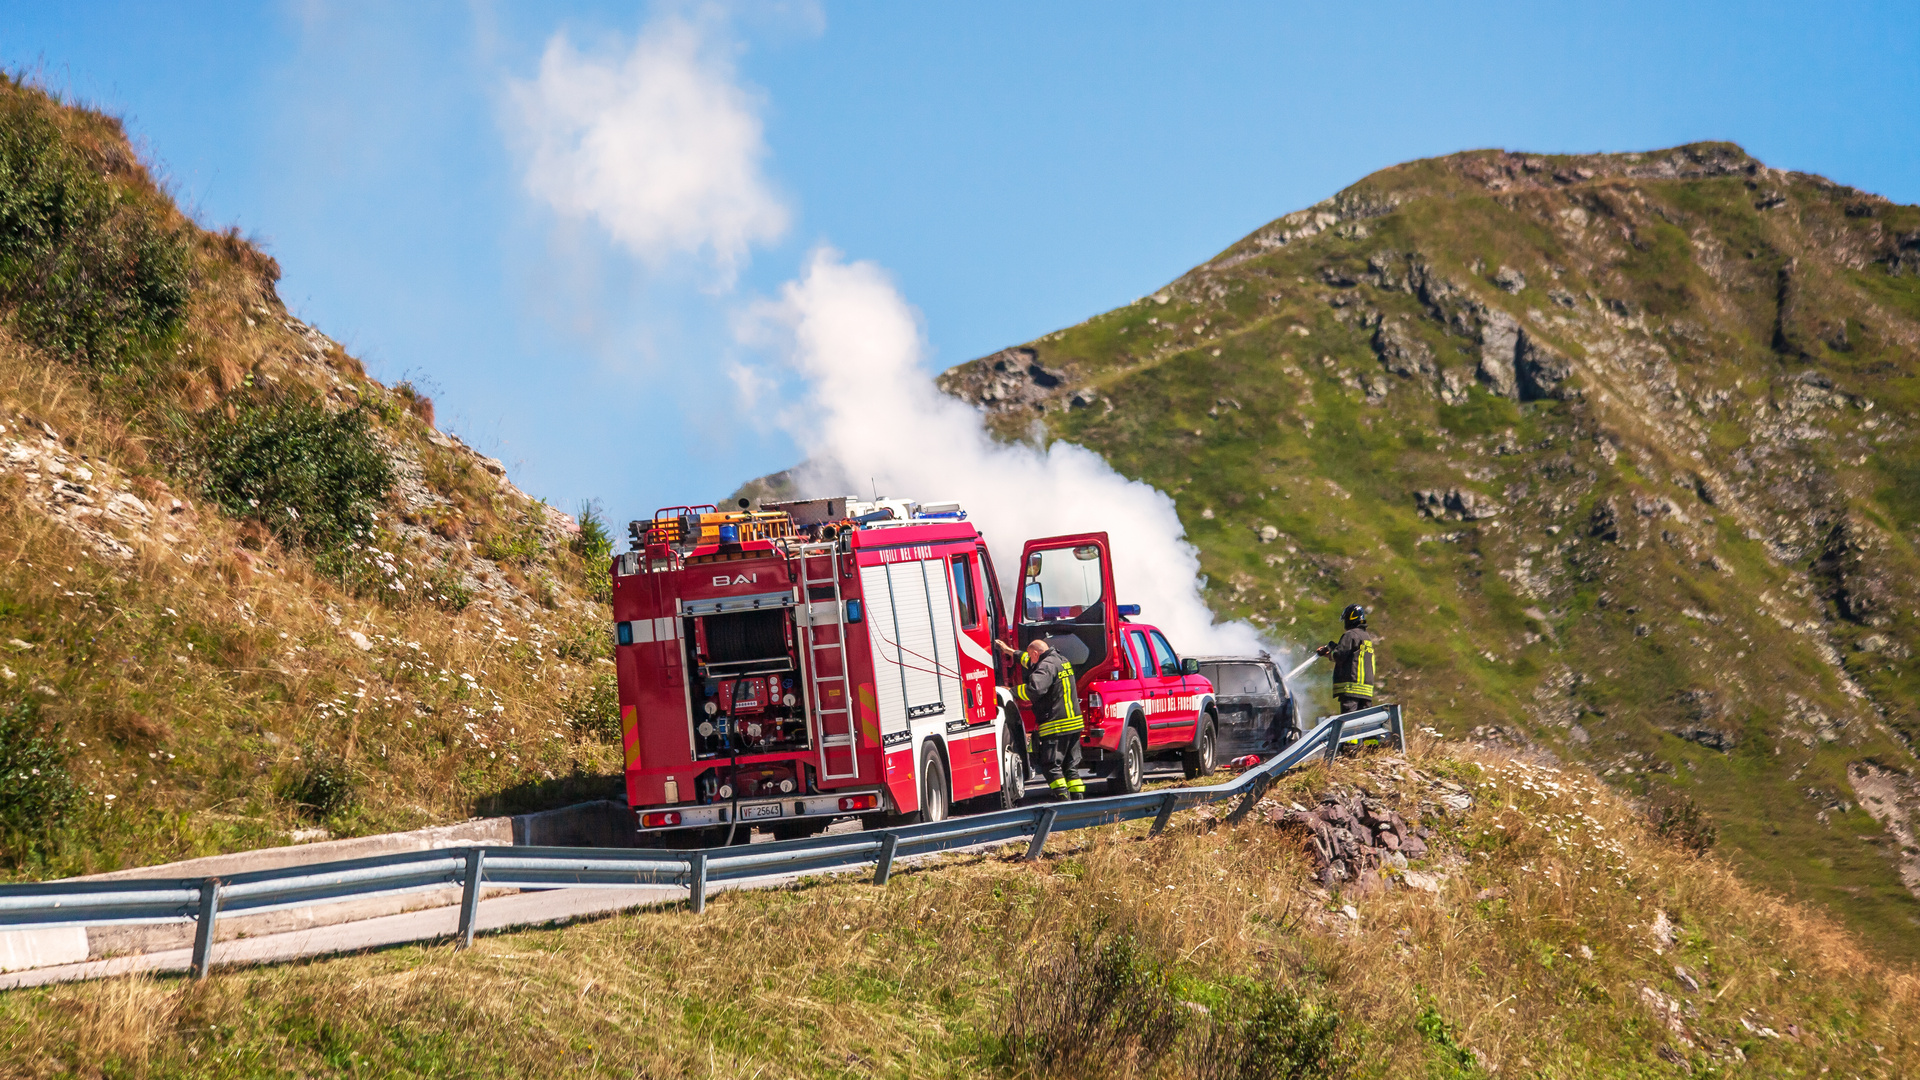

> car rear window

[{"left": 1205, "top": 663, "right": 1274, "bottom": 697}]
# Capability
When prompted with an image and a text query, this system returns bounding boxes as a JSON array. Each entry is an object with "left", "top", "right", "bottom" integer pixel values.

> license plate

[{"left": 739, "top": 802, "right": 784, "bottom": 821}]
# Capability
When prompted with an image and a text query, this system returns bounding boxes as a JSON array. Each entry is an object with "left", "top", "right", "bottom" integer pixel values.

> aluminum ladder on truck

[{"left": 799, "top": 541, "right": 858, "bottom": 780}]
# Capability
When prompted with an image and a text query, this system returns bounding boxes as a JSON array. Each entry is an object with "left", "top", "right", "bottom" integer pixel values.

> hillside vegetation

[
  {"left": 938, "top": 144, "right": 1920, "bottom": 960},
  {"left": 2, "top": 739, "right": 1914, "bottom": 1078},
  {"left": 0, "top": 76, "right": 622, "bottom": 880}
]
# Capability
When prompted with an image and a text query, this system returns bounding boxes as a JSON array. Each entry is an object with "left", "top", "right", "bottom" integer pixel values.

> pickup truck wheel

[
  {"left": 1111, "top": 726, "right": 1146, "bottom": 795},
  {"left": 1182, "top": 716, "right": 1217, "bottom": 779}
]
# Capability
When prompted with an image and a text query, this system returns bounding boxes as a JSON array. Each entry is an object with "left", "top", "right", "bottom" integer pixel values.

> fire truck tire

[
  {"left": 1000, "top": 731, "right": 1028, "bottom": 806},
  {"left": 1109, "top": 725, "right": 1146, "bottom": 795},
  {"left": 1182, "top": 714, "right": 1218, "bottom": 779},
  {"left": 967, "top": 728, "right": 1025, "bottom": 811},
  {"left": 918, "top": 743, "right": 951, "bottom": 823}
]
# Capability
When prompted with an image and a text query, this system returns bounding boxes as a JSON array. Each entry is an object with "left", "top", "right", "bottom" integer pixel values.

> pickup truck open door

[{"left": 1010, "top": 532, "right": 1123, "bottom": 690}]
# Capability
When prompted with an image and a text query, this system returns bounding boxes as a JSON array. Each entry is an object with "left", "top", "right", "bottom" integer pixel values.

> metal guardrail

[{"left": 0, "top": 705, "right": 1402, "bottom": 980}]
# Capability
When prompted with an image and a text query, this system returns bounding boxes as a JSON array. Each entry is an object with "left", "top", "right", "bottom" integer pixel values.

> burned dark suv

[{"left": 1192, "top": 653, "right": 1298, "bottom": 759}]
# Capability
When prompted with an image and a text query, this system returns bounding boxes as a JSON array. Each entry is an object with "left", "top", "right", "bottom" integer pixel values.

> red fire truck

[
  {"left": 611, "top": 497, "right": 1031, "bottom": 842},
  {"left": 1008, "top": 533, "right": 1221, "bottom": 794}
]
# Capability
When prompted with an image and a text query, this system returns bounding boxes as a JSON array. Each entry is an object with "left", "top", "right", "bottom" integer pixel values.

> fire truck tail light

[
  {"left": 640, "top": 811, "right": 681, "bottom": 828},
  {"left": 838, "top": 794, "right": 879, "bottom": 812},
  {"left": 1087, "top": 691, "right": 1103, "bottom": 709}
]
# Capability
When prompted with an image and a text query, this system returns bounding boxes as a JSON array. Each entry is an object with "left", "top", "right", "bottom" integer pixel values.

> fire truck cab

[
  {"left": 611, "top": 497, "right": 1025, "bottom": 843},
  {"left": 1007, "top": 533, "right": 1220, "bottom": 794}
]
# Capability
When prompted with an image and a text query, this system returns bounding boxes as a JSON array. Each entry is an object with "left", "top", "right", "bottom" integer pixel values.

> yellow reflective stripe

[{"left": 1037, "top": 717, "right": 1084, "bottom": 736}]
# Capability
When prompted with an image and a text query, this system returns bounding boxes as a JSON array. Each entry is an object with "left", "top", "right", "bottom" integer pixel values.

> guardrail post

[
  {"left": 457, "top": 849, "right": 485, "bottom": 950},
  {"left": 1025, "top": 808, "right": 1057, "bottom": 861},
  {"left": 689, "top": 850, "right": 709, "bottom": 914},
  {"left": 191, "top": 878, "right": 222, "bottom": 980},
  {"left": 1224, "top": 773, "right": 1271, "bottom": 826},
  {"left": 1390, "top": 705, "right": 1406, "bottom": 753},
  {"left": 1322, "top": 714, "right": 1347, "bottom": 764},
  {"left": 1148, "top": 793, "right": 1179, "bottom": 838},
  {"left": 872, "top": 832, "right": 899, "bottom": 886}
]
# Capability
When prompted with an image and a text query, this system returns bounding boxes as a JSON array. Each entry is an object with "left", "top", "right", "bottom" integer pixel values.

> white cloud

[
  {"left": 748, "top": 248, "right": 1276, "bottom": 661},
  {"left": 508, "top": 11, "right": 790, "bottom": 276}
]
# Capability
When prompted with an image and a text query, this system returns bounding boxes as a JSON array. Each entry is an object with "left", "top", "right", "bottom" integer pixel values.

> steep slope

[
  {"left": 0, "top": 77, "right": 621, "bottom": 879},
  {"left": 939, "top": 143, "right": 1920, "bottom": 958}
]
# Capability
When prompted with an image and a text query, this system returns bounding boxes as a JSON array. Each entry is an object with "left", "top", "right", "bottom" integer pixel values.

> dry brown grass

[{"left": 1, "top": 740, "right": 1912, "bottom": 1078}]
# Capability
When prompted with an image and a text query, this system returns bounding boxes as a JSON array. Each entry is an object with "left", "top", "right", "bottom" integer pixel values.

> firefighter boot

[
  {"left": 1066, "top": 776, "right": 1087, "bottom": 801},
  {"left": 1047, "top": 778, "right": 1070, "bottom": 802}
]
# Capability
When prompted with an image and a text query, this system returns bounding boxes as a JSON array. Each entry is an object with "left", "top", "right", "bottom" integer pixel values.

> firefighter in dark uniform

[
  {"left": 1315, "top": 604, "right": 1378, "bottom": 713},
  {"left": 998, "top": 638, "right": 1087, "bottom": 800}
]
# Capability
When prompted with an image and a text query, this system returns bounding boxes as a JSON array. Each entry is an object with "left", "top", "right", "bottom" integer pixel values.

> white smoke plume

[
  {"left": 747, "top": 249, "right": 1275, "bottom": 660},
  {"left": 507, "top": 11, "right": 789, "bottom": 276}
]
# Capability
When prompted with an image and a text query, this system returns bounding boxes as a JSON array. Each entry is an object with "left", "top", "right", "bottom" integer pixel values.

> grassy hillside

[
  {"left": 3, "top": 739, "right": 1914, "bottom": 1077},
  {"left": 0, "top": 76, "right": 622, "bottom": 880},
  {"left": 938, "top": 143, "right": 1920, "bottom": 960}
]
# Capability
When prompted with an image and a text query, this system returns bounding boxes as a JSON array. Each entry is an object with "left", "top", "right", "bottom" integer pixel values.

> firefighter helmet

[{"left": 1342, "top": 604, "right": 1368, "bottom": 629}]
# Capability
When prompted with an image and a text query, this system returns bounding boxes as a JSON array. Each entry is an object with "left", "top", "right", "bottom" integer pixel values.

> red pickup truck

[{"left": 1004, "top": 532, "right": 1219, "bottom": 794}]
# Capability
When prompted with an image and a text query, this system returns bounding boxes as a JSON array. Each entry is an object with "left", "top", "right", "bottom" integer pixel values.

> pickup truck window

[
  {"left": 1127, "top": 631, "right": 1152, "bottom": 678},
  {"left": 1147, "top": 631, "right": 1180, "bottom": 677},
  {"left": 1022, "top": 544, "right": 1105, "bottom": 619},
  {"left": 1020, "top": 544, "right": 1109, "bottom": 672}
]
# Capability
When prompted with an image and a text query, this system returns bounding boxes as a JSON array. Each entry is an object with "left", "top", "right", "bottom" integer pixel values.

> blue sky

[{"left": 4, "top": 2, "right": 1917, "bottom": 527}]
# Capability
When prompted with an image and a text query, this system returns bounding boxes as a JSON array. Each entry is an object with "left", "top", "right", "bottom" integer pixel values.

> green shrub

[
  {"left": 191, "top": 395, "right": 393, "bottom": 556},
  {"left": 1194, "top": 982, "right": 1352, "bottom": 1080},
  {"left": 1653, "top": 794, "right": 1717, "bottom": 855},
  {"left": 575, "top": 500, "right": 614, "bottom": 602},
  {"left": 0, "top": 698, "right": 78, "bottom": 856},
  {"left": 1413, "top": 991, "right": 1485, "bottom": 1079},
  {"left": 555, "top": 618, "right": 612, "bottom": 664},
  {"left": 282, "top": 748, "right": 358, "bottom": 821},
  {"left": 0, "top": 82, "right": 191, "bottom": 371},
  {"left": 1001, "top": 926, "right": 1187, "bottom": 1076},
  {"left": 482, "top": 513, "right": 548, "bottom": 565},
  {"left": 563, "top": 673, "right": 621, "bottom": 743}
]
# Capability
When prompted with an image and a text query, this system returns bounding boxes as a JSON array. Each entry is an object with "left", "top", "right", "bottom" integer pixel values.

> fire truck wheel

[
  {"left": 1182, "top": 715, "right": 1218, "bottom": 779},
  {"left": 999, "top": 735, "right": 1027, "bottom": 806},
  {"left": 1110, "top": 726, "right": 1146, "bottom": 795},
  {"left": 919, "top": 744, "right": 951, "bottom": 823}
]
